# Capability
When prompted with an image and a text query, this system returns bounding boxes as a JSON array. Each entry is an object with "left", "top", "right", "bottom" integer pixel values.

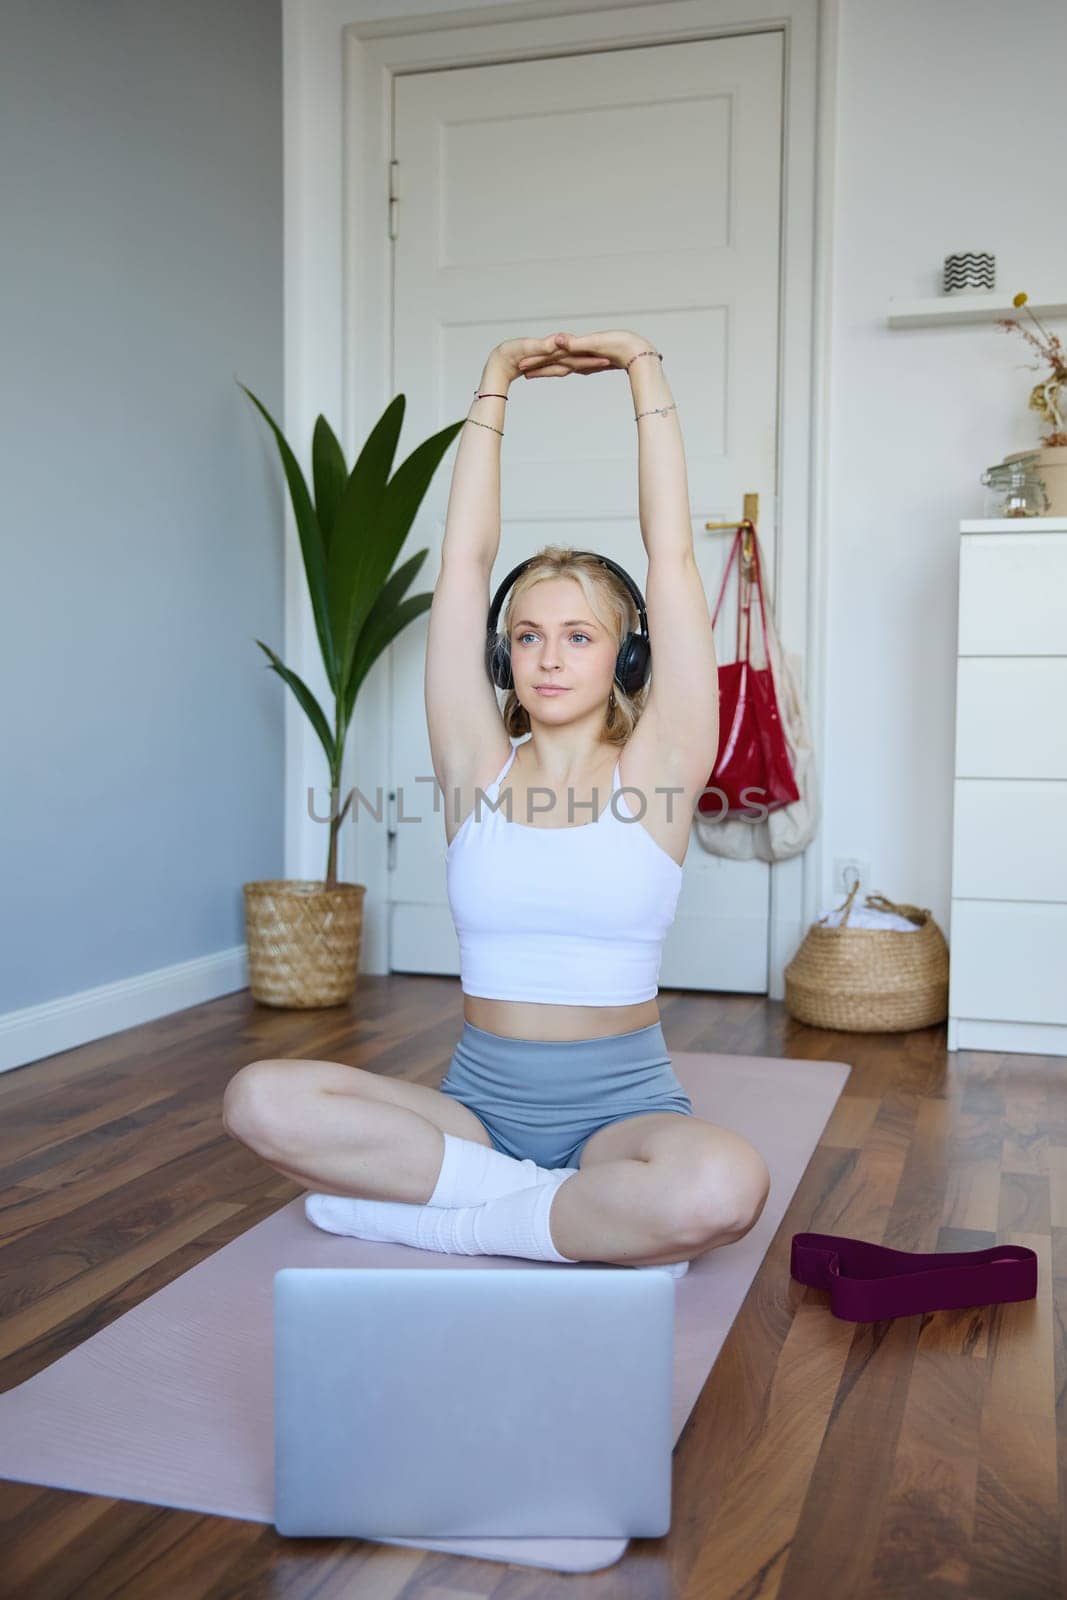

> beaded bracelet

[
  {"left": 466, "top": 387, "right": 508, "bottom": 435},
  {"left": 626, "top": 348, "right": 672, "bottom": 421}
]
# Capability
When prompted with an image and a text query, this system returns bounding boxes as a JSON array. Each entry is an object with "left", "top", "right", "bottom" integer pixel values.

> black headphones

[{"left": 484, "top": 552, "right": 651, "bottom": 696}]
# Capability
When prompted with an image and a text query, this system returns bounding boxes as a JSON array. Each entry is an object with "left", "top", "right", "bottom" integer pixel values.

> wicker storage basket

[
  {"left": 784, "top": 882, "right": 949, "bottom": 1032},
  {"left": 243, "top": 879, "right": 366, "bottom": 1008}
]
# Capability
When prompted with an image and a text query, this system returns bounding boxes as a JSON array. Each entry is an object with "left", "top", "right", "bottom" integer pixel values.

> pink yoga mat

[{"left": 0, "top": 1048, "right": 850, "bottom": 1574}]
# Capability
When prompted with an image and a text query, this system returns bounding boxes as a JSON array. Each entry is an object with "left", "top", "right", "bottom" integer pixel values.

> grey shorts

[{"left": 438, "top": 1018, "right": 694, "bottom": 1170}]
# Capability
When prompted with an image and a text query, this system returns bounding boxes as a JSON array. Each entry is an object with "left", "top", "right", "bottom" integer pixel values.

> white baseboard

[
  {"left": 947, "top": 1016, "right": 1067, "bottom": 1058},
  {"left": 0, "top": 947, "right": 250, "bottom": 1077}
]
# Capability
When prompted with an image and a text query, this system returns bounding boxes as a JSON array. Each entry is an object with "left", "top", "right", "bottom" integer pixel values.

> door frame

[{"left": 280, "top": 0, "right": 838, "bottom": 999}]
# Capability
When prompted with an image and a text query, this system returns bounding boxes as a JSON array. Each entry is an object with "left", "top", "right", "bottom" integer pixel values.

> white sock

[
  {"left": 305, "top": 1171, "right": 689, "bottom": 1275},
  {"left": 428, "top": 1131, "right": 572, "bottom": 1207}
]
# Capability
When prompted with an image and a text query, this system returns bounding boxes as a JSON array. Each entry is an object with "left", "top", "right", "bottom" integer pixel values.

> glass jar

[{"left": 980, "top": 457, "right": 1050, "bottom": 518}]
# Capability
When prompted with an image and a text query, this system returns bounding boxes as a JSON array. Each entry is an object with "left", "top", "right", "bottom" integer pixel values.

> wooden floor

[{"left": 0, "top": 976, "right": 1063, "bottom": 1599}]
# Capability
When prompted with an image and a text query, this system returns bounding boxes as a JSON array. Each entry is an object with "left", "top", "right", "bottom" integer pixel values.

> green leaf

[
  {"left": 342, "top": 592, "right": 434, "bottom": 726},
  {"left": 342, "top": 551, "right": 429, "bottom": 706},
  {"left": 353, "top": 391, "right": 406, "bottom": 493},
  {"left": 367, "top": 548, "right": 429, "bottom": 623},
  {"left": 254, "top": 639, "right": 337, "bottom": 769},
  {"left": 323, "top": 396, "right": 407, "bottom": 679},
  {"left": 330, "top": 415, "right": 465, "bottom": 693},
  {"left": 311, "top": 414, "right": 348, "bottom": 551},
  {"left": 338, "top": 550, "right": 430, "bottom": 725},
  {"left": 237, "top": 381, "right": 339, "bottom": 687}
]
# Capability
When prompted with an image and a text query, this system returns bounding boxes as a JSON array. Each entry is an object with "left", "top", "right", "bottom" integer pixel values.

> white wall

[{"left": 825, "top": 0, "right": 1067, "bottom": 925}]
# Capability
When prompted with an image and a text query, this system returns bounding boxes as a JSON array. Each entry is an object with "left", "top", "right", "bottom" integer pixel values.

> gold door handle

[{"left": 705, "top": 493, "right": 760, "bottom": 565}]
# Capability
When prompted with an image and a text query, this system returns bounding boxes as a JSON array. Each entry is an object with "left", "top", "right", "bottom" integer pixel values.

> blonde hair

[{"left": 496, "top": 545, "right": 649, "bottom": 747}]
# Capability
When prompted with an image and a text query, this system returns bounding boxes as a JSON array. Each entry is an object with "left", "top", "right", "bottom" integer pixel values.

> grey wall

[{"left": 0, "top": 0, "right": 285, "bottom": 1011}]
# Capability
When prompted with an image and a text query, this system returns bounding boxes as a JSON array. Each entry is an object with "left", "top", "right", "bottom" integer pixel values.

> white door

[{"left": 387, "top": 31, "right": 784, "bottom": 995}]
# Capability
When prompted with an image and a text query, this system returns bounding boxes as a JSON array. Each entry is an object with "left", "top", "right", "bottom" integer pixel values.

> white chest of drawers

[{"left": 948, "top": 517, "right": 1067, "bottom": 1056}]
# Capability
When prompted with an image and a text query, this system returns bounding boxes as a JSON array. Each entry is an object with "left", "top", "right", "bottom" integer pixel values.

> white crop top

[{"left": 444, "top": 740, "right": 684, "bottom": 1006}]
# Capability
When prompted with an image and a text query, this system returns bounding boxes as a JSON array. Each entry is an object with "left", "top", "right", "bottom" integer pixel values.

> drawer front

[
  {"left": 959, "top": 531, "right": 1067, "bottom": 654},
  {"left": 952, "top": 779, "right": 1067, "bottom": 901},
  {"left": 948, "top": 900, "right": 1067, "bottom": 1024},
  {"left": 955, "top": 658, "right": 1067, "bottom": 778}
]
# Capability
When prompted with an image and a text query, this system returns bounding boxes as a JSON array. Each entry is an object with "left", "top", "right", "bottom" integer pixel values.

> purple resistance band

[{"left": 790, "top": 1231, "right": 1038, "bottom": 1322}]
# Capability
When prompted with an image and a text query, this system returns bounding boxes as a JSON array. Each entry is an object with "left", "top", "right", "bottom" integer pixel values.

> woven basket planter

[
  {"left": 784, "top": 883, "right": 949, "bottom": 1033},
  {"left": 243, "top": 879, "right": 366, "bottom": 1009}
]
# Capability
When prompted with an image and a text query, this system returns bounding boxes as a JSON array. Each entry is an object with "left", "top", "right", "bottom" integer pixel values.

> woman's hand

[
  {"left": 492, "top": 333, "right": 612, "bottom": 381},
  {"left": 517, "top": 329, "right": 649, "bottom": 377}
]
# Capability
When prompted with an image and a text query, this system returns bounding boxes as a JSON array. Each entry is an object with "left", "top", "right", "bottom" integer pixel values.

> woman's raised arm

[
  {"left": 628, "top": 349, "right": 694, "bottom": 562},
  {"left": 530, "top": 330, "right": 716, "bottom": 766},
  {"left": 522, "top": 330, "right": 693, "bottom": 562},
  {"left": 627, "top": 343, "right": 717, "bottom": 767},
  {"left": 439, "top": 346, "right": 515, "bottom": 573},
  {"left": 441, "top": 335, "right": 614, "bottom": 571}
]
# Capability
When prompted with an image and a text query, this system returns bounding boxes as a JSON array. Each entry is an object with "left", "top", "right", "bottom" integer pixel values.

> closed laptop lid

[{"left": 273, "top": 1266, "right": 675, "bottom": 1539}]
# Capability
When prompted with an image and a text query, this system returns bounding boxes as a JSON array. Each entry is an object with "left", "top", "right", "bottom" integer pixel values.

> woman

[{"left": 223, "top": 331, "right": 771, "bottom": 1275}]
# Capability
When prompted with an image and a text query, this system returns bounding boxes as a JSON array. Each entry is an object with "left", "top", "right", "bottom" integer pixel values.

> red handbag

[{"left": 699, "top": 523, "right": 800, "bottom": 820}]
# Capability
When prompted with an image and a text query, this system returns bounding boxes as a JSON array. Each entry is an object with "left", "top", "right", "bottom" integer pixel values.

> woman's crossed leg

[{"left": 221, "top": 1058, "right": 767, "bottom": 1267}]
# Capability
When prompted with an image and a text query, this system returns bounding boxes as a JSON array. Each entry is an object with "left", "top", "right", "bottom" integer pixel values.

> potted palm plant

[{"left": 237, "top": 382, "right": 463, "bottom": 1007}]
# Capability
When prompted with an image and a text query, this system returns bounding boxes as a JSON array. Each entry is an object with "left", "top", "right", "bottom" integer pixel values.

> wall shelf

[{"left": 887, "top": 292, "right": 1067, "bottom": 329}]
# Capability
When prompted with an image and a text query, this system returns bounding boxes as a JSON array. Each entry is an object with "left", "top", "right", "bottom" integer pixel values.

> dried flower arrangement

[{"left": 995, "top": 292, "right": 1067, "bottom": 447}]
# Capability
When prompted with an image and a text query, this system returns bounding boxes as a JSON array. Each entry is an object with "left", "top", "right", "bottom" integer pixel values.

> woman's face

[{"left": 509, "top": 577, "right": 616, "bottom": 716}]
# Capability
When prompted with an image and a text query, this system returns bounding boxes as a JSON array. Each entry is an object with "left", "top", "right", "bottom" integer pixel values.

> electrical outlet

[{"left": 834, "top": 857, "right": 868, "bottom": 895}]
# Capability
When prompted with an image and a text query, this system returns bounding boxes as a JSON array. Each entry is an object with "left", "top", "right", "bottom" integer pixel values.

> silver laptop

[{"left": 273, "top": 1266, "right": 676, "bottom": 1539}]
